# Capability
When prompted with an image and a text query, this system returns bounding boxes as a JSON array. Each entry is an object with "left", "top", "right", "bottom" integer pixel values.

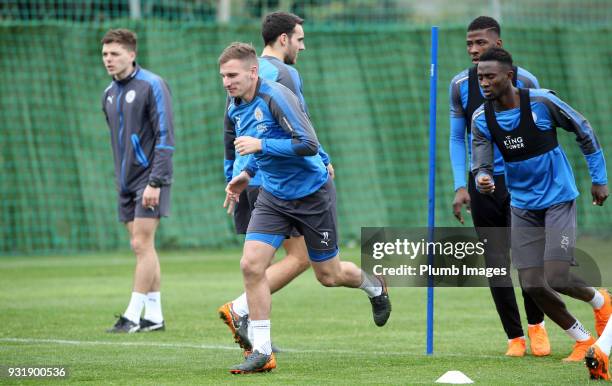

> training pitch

[{"left": 0, "top": 248, "right": 603, "bottom": 384}]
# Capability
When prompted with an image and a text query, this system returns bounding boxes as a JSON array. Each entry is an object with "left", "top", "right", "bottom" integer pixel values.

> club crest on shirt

[
  {"left": 125, "top": 90, "right": 136, "bottom": 103},
  {"left": 106, "top": 95, "right": 113, "bottom": 104},
  {"left": 254, "top": 107, "right": 263, "bottom": 121},
  {"left": 504, "top": 135, "right": 524, "bottom": 150}
]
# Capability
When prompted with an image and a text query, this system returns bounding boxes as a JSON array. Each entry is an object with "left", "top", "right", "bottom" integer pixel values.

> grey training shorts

[
  {"left": 233, "top": 185, "right": 301, "bottom": 237},
  {"left": 510, "top": 200, "right": 576, "bottom": 269},
  {"left": 246, "top": 177, "right": 337, "bottom": 261},
  {"left": 118, "top": 185, "right": 171, "bottom": 223}
]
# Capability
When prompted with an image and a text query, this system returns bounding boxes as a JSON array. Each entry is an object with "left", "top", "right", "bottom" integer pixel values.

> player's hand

[
  {"left": 224, "top": 192, "right": 236, "bottom": 215},
  {"left": 591, "top": 184, "right": 609, "bottom": 206},
  {"left": 452, "top": 187, "right": 471, "bottom": 224},
  {"left": 234, "top": 136, "right": 262, "bottom": 155},
  {"left": 224, "top": 171, "right": 251, "bottom": 210},
  {"left": 327, "top": 163, "right": 335, "bottom": 179},
  {"left": 142, "top": 185, "right": 160, "bottom": 210},
  {"left": 476, "top": 173, "right": 495, "bottom": 194}
]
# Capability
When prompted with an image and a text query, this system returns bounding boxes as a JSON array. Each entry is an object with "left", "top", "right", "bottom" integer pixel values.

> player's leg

[
  {"left": 469, "top": 173, "right": 545, "bottom": 356},
  {"left": 220, "top": 236, "right": 307, "bottom": 354},
  {"left": 494, "top": 175, "right": 547, "bottom": 347},
  {"left": 269, "top": 235, "right": 310, "bottom": 292},
  {"left": 308, "top": 251, "right": 390, "bottom": 327},
  {"left": 130, "top": 217, "right": 159, "bottom": 292},
  {"left": 229, "top": 189, "right": 292, "bottom": 374},
  {"left": 220, "top": 188, "right": 306, "bottom": 351},
  {"left": 241, "top": 240, "right": 277, "bottom": 321},
  {"left": 518, "top": 266, "right": 595, "bottom": 361},
  {"left": 541, "top": 201, "right": 612, "bottom": 337},
  {"left": 137, "top": 186, "right": 170, "bottom": 331},
  {"left": 132, "top": 217, "right": 165, "bottom": 331},
  {"left": 512, "top": 205, "right": 595, "bottom": 361},
  {"left": 544, "top": 260, "right": 594, "bottom": 301},
  {"left": 310, "top": 254, "right": 361, "bottom": 288},
  {"left": 142, "top": 255, "right": 163, "bottom": 328},
  {"left": 229, "top": 238, "right": 280, "bottom": 374},
  {"left": 240, "top": 187, "right": 310, "bottom": 293},
  {"left": 230, "top": 235, "right": 310, "bottom": 314},
  {"left": 519, "top": 267, "right": 576, "bottom": 327},
  {"left": 107, "top": 193, "right": 143, "bottom": 333},
  {"left": 299, "top": 178, "right": 390, "bottom": 326},
  {"left": 107, "top": 217, "right": 160, "bottom": 332},
  {"left": 218, "top": 189, "right": 253, "bottom": 343}
]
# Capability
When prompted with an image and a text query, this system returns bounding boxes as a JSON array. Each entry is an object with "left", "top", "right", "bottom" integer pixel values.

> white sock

[
  {"left": 359, "top": 273, "right": 383, "bottom": 298},
  {"left": 590, "top": 289, "right": 605, "bottom": 309},
  {"left": 232, "top": 293, "right": 249, "bottom": 317},
  {"left": 143, "top": 292, "right": 164, "bottom": 323},
  {"left": 596, "top": 318, "right": 612, "bottom": 356},
  {"left": 123, "top": 292, "right": 147, "bottom": 323},
  {"left": 565, "top": 320, "right": 591, "bottom": 342},
  {"left": 251, "top": 319, "right": 272, "bottom": 355},
  {"left": 248, "top": 319, "right": 254, "bottom": 345}
]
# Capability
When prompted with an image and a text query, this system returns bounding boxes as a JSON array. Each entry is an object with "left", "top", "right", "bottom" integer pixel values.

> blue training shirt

[
  {"left": 449, "top": 66, "right": 539, "bottom": 191},
  {"left": 226, "top": 78, "right": 328, "bottom": 200},
  {"left": 471, "top": 89, "right": 607, "bottom": 210},
  {"left": 224, "top": 55, "right": 330, "bottom": 186}
]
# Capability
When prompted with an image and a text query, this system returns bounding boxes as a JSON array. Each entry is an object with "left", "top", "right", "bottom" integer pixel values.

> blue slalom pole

[{"left": 426, "top": 26, "right": 438, "bottom": 356}]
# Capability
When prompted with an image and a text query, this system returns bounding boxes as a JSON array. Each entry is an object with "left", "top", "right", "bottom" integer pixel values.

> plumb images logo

[
  {"left": 361, "top": 227, "right": 605, "bottom": 288},
  {"left": 362, "top": 227, "right": 501, "bottom": 287}
]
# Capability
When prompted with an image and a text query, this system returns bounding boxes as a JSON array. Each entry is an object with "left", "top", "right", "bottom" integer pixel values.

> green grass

[{"left": 0, "top": 248, "right": 605, "bottom": 384}]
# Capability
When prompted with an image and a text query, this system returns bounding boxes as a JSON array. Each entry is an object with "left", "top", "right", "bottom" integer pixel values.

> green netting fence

[
  {"left": 1, "top": 0, "right": 611, "bottom": 26},
  {"left": 1, "top": 1, "right": 611, "bottom": 254}
]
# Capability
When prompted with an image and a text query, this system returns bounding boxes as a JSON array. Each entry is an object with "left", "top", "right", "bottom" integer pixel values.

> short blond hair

[{"left": 218, "top": 42, "right": 257, "bottom": 67}]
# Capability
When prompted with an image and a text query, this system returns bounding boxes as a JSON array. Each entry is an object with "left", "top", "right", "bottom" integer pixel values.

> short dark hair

[
  {"left": 479, "top": 47, "right": 513, "bottom": 69},
  {"left": 467, "top": 16, "right": 501, "bottom": 36},
  {"left": 218, "top": 42, "right": 258, "bottom": 67},
  {"left": 261, "top": 11, "right": 304, "bottom": 47},
  {"left": 101, "top": 28, "right": 137, "bottom": 52}
]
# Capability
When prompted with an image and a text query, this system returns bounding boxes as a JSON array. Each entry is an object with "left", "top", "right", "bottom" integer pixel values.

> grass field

[{"left": 0, "top": 248, "right": 606, "bottom": 385}]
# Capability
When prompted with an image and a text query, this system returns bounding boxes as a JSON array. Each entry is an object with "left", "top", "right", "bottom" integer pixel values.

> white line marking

[
  {"left": 0, "top": 338, "right": 503, "bottom": 359},
  {"left": 0, "top": 338, "right": 236, "bottom": 351}
]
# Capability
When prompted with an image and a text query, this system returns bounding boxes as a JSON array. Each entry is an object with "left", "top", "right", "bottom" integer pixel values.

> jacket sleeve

[
  {"left": 449, "top": 77, "right": 468, "bottom": 191},
  {"left": 223, "top": 97, "right": 236, "bottom": 182},
  {"left": 516, "top": 67, "right": 540, "bottom": 89},
  {"left": 318, "top": 145, "right": 330, "bottom": 165},
  {"left": 147, "top": 78, "right": 175, "bottom": 186},
  {"left": 541, "top": 92, "right": 607, "bottom": 185},
  {"left": 244, "top": 152, "right": 259, "bottom": 178},
  {"left": 101, "top": 89, "right": 110, "bottom": 127},
  {"left": 470, "top": 110, "right": 494, "bottom": 183},
  {"left": 261, "top": 87, "right": 319, "bottom": 157}
]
